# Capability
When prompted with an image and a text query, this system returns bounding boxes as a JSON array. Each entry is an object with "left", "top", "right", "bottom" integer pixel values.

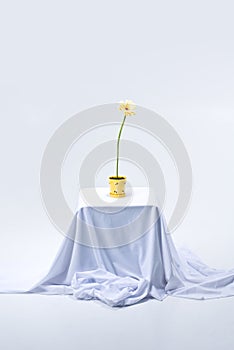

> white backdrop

[{"left": 0, "top": 1, "right": 234, "bottom": 349}]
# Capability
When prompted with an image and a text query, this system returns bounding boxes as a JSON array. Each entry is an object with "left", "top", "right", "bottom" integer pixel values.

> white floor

[{"left": 0, "top": 294, "right": 234, "bottom": 350}]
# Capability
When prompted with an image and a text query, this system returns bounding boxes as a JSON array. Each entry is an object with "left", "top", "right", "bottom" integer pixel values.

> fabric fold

[{"left": 71, "top": 268, "right": 150, "bottom": 306}]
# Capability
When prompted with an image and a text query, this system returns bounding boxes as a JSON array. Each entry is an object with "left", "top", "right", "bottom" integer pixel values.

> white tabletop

[{"left": 77, "top": 187, "right": 159, "bottom": 210}]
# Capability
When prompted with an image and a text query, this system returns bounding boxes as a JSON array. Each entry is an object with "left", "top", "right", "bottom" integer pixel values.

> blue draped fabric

[{"left": 3, "top": 205, "right": 231, "bottom": 307}]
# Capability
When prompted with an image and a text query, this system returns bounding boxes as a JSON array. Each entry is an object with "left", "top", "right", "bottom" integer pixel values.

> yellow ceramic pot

[{"left": 109, "top": 176, "right": 127, "bottom": 197}]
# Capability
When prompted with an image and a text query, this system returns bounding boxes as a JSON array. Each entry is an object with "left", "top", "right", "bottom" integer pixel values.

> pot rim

[{"left": 109, "top": 176, "right": 127, "bottom": 180}]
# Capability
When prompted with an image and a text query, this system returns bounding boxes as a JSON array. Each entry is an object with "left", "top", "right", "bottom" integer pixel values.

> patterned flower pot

[{"left": 109, "top": 176, "right": 127, "bottom": 197}]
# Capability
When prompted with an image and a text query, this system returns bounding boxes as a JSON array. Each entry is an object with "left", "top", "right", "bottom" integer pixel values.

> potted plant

[{"left": 109, "top": 100, "right": 136, "bottom": 197}]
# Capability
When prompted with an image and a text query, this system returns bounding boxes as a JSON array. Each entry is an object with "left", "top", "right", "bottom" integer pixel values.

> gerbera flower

[{"left": 119, "top": 100, "right": 136, "bottom": 116}]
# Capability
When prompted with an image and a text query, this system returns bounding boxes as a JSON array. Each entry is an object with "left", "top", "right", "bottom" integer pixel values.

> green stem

[{"left": 116, "top": 115, "right": 126, "bottom": 178}]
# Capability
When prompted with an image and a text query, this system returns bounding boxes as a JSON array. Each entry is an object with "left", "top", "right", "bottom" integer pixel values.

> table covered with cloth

[{"left": 1, "top": 187, "right": 234, "bottom": 307}]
